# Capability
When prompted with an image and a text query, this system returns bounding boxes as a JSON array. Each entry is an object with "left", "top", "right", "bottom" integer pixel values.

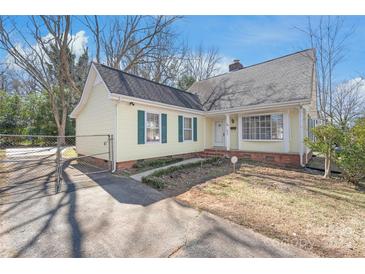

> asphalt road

[{"left": 0, "top": 159, "right": 312, "bottom": 257}]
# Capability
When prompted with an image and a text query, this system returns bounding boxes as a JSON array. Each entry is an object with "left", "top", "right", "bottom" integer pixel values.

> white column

[
  {"left": 238, "top": 114, "right": 242, "bottom": 150},
  {"left": 299, "top": 106, "right": 304, "bottom": 166},
  {"left": 283, "top": 109, "right": 290, "bottom": 153},
  {"left": 225, "top": 114, "right": 230, "bottom": 151}
]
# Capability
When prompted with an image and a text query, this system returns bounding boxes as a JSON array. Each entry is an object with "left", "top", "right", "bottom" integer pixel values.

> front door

[{"left": 214, "top": 121, "right": 225, "bottom": 146}]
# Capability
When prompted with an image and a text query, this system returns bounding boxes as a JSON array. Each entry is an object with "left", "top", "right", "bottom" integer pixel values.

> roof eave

[
  {"left": 108, "top": 93, "right": 205, "bottom": 115},
  {"left": 204, "top": 99, "right": 312, "bottom": 116},
  {"left": 70, "top": 63, "right": 113, "bottom": 118}
]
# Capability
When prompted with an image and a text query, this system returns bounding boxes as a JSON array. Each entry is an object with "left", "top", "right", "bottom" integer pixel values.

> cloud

[
  {"left": 40, "top": 30, "right": 88, "bottom": 59},
  {"left": 5, "top": 30, "right": 89, "bottom": 70},
  {"left": 336, "top": 77, "right": 365, "bottom": 99},
  {"left": 69, "top": 31, "right": 88, "bottom": 59},
  {"left": 215, "top": 55, "right": 233, "bottom": 74}
]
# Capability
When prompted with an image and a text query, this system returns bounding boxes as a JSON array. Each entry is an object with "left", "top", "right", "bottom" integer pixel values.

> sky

[
  {"left": 2, "top": 15, "right": 365, "bottom": 84},
  {"left": 174, "top": 16, "right": 365, "bottom": 83}
]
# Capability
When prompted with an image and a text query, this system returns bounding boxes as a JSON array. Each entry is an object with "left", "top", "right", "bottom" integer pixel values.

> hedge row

[{"left": 141, "top": 157, "right": 221, "bottom": 189}]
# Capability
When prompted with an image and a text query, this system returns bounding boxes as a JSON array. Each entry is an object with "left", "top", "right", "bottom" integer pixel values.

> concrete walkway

[{"left": 131, "top": 158, "right": 204, "bottom": 182}]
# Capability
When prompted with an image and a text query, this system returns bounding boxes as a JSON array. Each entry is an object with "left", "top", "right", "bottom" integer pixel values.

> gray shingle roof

[
  {"left": 93, "top": 63, "right": 203, "bottom": 111},
  {"left": 188, "top": 49, "right": 316, "bottom": 111}
]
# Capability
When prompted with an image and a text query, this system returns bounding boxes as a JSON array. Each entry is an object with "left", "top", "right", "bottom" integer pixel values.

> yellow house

[{"left": 70, "top": 49, "right": 318, "bottom": 170}]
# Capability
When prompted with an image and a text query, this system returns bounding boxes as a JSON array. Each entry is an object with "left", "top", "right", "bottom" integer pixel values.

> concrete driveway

[{"left": 0, "top": 164, "right": 312, "bottom": 257}]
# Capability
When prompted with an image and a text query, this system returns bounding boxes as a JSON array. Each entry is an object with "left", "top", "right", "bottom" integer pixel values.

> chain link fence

[{"left": 0, "top": 134, "right": 113, "bottom": 193}]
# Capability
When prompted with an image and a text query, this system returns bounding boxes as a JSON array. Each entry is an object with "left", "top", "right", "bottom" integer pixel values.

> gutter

[
  {"left": 108, "top": 94, "right": 204, "bottom": 115},
  {"left": 299, "top": 106, "right": 305, "bottom": 167},
  {"left": 112, "top": 98, "right": 121, "bottom": 173},
  {"left": 204, "top": 99, "right": 312, "bottom": 116}
]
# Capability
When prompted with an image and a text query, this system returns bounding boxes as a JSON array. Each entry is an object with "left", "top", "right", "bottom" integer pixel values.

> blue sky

[
  {"left": 2, "top": 16, "right": 365, "bottom": 84},
  {"left": 174, "top": 16, "right": 365, "bottom": 83}
]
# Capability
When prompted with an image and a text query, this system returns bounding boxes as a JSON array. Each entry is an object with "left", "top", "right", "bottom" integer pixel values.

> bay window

[{"left": 242, "top": 114, "right": 283, "bottom": 140}]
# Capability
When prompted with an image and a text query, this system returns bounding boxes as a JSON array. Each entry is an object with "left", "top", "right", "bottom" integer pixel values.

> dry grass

[
  {"left": 156, "top": 159, "right": 232, "bottom": 196},
  {"left": 177, "top": 162, "right": 365, "bottom": 257},
  {"left": 61, "top": 147, "right": 78, "bottom": 159}
]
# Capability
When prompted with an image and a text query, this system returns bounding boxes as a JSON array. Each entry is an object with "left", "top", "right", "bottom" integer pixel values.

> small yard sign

[{"left": 231, "top": 156, "right": 238, "bottom": 173}]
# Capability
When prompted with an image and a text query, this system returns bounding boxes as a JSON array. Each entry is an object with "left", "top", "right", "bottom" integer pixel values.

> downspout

[
  {"left": 112, "top": 100, "right": 119, "bottom": 172},
  {"left": 299, "top": 106, "right": 305, "bottom": 167}
]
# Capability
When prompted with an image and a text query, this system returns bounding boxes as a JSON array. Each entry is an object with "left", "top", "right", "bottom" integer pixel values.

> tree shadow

[
  {"left": 61, "top": 161, "right": 83, "bottom": 257},
  {"left": 238, "top": 169, "right": 365, "bottom": 209},
  {"left": 64, "top": 162, "right": 166, "bottom": 206},
  {"left": 1, "top": 161, "right": 84, "bottom": 257},
  {"left": 170, "top": 208, "right": 309, "bottom": 258}
]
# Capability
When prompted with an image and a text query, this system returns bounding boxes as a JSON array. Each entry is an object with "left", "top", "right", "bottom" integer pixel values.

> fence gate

[{"left": 0, "top": 134, "right": 113, "bottom": 193}]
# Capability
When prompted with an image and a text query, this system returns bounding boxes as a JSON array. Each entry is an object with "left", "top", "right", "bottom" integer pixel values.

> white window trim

[
  {"left": 145, "top": 111, "right": 162, "bottom": 144},
  {"left": 183, "top": 116, "right": 193, "bottom": 142},
  {"left": 241, "top": 112, "right": 284, "bottom": 142}
]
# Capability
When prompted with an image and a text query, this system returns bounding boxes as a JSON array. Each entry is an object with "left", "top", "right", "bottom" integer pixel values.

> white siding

[
  {"left": 75, "top": 83, "right": 114, "bottom": 160},
  {"left": 116, "top": 101, "right": 205, "bottom": 162}
]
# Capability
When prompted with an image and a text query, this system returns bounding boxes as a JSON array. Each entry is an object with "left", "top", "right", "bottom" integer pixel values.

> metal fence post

[{"left": 55, "top": 136, "right": 62, "bottom": 192}]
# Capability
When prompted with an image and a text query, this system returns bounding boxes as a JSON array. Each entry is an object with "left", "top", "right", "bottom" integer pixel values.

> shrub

[
  {"left": 142, "top": 157, "right": 222, "bottom": 189},
  {"left": 336, "top": 119, "right": 365, "bottom": 184},
  {"left": 142, "top": 176, "right": 166, "bottom": 189},
  {"left": 132, "top": 157, "right": 183, "bottom": 169},
  {"left": 305, "top": 124, "right": 343, "bottom": 178}
]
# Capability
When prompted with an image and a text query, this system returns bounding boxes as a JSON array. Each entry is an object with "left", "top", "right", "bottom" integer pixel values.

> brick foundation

[
  {"left": 116, "top": 160, "right": 136, "bottom": 169},
  {"left": 77, "top": 154, "right": 110, "bottom": 169},
  {"left": 201, "top": 149, "right": 302, "bottom": 167},
  {"left": 83, "top": 149, "right": 305, "bottom": 171}
]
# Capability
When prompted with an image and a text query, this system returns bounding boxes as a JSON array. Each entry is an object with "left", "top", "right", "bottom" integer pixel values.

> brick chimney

[{"left": 229, "top": 59, "right": 244, "bottom": 72}]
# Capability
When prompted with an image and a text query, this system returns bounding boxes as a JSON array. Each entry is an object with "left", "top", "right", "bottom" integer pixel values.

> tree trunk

[
  {"left": 57, "top": 124, "right": 66, "bottom": 146},
  {"left": 323, "top": 153, "right": 331, "bottom": 178}
]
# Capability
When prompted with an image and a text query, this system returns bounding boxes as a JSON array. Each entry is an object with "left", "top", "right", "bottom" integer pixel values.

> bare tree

[
  {"left": 332, "top": 78, "right": 365, "bottom": 130},
  {"left": 297, "top": 16, "right": 354, "bottom": 123},
  {"left": 81, "top": 16, "right": 102, "bottom": 63},
  {"left": 96, "top": 16, "right": 181, "bottom": 71},
  {"left": 184, "top": 44, "right": 221, "bottom": 81},
  {"left": 135, "top": 40, "right": 188, "bottom": 86},
  {"left": 85, "top": 16, "right": 221, "bottom": 88},
  {"left": 0, "top": 16, "right": 81, "bottom": 141},
  {"left": 0, "top": 62, "right": 9, "bottom": 91}
]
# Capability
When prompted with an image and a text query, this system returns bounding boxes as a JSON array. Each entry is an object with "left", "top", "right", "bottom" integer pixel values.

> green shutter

[
  {"left": 178, "top": 115, "right": 183, "bottom": 142},
  {"left": 137, "top": 110, "right": 145, "bottom": 144},
  {"left": 193, "top": 117, "right": 197, "bottom": 141},
  {"left": 161, "top": 113, "right": 167, "bottom": 143}
]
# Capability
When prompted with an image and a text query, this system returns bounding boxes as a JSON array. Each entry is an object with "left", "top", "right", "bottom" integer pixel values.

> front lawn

[{"left": 176, "top": 162, "right": 365, "bottom": 257}]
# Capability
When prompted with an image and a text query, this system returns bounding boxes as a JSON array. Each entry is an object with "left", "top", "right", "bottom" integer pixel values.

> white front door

[{"left": 214, "top": 121, "right": 225, "bottom": 146}]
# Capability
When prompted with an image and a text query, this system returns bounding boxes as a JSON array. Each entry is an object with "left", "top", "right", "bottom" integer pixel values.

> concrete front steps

[{"left": 199, "top": 148, "right": 230, "bottom": 158}]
